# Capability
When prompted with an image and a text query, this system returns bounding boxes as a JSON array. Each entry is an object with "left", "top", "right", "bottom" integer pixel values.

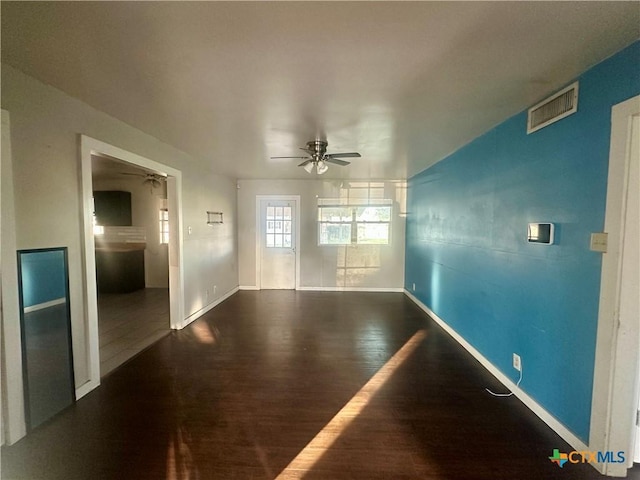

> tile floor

[{"left": 98, "top": 288, "right": 170, "bottom": 376}]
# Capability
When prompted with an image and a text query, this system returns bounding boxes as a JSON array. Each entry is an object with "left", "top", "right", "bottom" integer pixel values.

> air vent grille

[{"left": 527, "top": 81, "right": 579, "bottom": 134}]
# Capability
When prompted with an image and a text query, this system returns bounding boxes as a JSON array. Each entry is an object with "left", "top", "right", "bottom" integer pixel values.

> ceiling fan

[
  {"left": 120, "top": 172, "right": 165, "bottom": 191},
  {"left": 271, "top": 140, "right": 361, "bottom": 175}
]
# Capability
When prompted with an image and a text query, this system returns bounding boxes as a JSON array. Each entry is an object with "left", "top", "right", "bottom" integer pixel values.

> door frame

[
  {"left": 590, "top": 94, "right": 640, "bottom": 476},
  {"left": 255, "top": 195, "right": 301, "bottom": 290},
  {"left": 78, "top": 136, "right": 185, "bottom": 398},
  {"left": 2, "top": 109, "right": 28, "bottom": 445}
]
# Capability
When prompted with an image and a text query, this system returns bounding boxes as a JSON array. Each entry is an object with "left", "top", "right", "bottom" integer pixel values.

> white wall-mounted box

[{"left": 527, "top": 223, "right": 555, "bottom": 245}]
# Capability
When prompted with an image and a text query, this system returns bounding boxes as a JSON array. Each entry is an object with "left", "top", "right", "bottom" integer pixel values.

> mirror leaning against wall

[{"left": 17, "top": 247, "right": 75, "bottom": 430}]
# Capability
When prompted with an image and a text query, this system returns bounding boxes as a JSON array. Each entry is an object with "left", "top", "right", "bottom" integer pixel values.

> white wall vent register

[{"left": 527, "top": 81, "right": 579, "bottom": 134}]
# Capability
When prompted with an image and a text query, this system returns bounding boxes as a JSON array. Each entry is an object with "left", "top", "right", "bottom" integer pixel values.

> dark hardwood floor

[{"left": 1, "top": 291, "right": 632, "bottom": 479}]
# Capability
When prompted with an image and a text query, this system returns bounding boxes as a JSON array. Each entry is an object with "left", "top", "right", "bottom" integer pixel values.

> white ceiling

[
  {"left": 91, "top": 154, "right": 162, "bottom": 180},
  {"left": 2, "top": 2, "right": 639, "bottom": 180}
]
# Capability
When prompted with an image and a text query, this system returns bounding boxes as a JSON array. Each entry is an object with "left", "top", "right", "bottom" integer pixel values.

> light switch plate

[{"left": 590, "top": 232, "right": 608, "bottom": 252}]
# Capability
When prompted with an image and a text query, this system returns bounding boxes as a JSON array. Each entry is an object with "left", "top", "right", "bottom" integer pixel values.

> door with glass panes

[{"left": 260, "top": 199, "right": 295, "bottom": 289}]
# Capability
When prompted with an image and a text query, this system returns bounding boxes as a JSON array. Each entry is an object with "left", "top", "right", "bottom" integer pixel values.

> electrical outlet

[
  {"left": 513, "top": 353, "right": 522, "bottom": 372},
  {"left": 412, "top": 283, "right": 416, "bottom": 291},
  {"left": 214, "top": 285, "right": 217, "bottom": 294}
]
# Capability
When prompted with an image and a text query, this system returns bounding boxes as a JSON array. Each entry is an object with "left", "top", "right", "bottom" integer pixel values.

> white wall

[
  {"left": 181, "top": 168, "right": 237, "bottom": 318},
  {"left": 92, "top": 174, "right": 169, "bottom": 288},
  {"left": 1, "top": 65, "right": 238, "bottom": 442},
  {"left": 238, "top": 179, "right": 405, "bottom": 290}
]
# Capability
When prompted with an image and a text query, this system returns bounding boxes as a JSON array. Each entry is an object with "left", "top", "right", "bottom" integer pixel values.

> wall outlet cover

[{"left": 513, "top": 353, "right": 522, "bottom": 371}]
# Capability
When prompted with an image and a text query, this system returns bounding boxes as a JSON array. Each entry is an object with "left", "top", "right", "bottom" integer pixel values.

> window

[
  {"left": 265, "top": 205, "right": 292, "bottom": 248},
  {"left": 159, "top": 208, "right": 169, "bottom": 244},
  {"left": 318, "top": 199, "right": 392, "bottom": 245}
]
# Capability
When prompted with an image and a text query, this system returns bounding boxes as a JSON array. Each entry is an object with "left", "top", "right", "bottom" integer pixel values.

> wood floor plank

[{"left": 2, "top": 291, "right": 637, "bottom": 479}]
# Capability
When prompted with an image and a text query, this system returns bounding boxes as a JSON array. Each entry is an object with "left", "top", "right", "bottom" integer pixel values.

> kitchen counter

[{"left": 95, "top": 246, "right": 145, "bottom": 293}]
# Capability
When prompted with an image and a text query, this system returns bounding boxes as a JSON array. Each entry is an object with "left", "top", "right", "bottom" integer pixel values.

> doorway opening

[
  {"left": 91, "top": 155, "right": 171, "bottom": 376},
  {"left": 78, "top": 136, "right": 184, "bottom": 397}
]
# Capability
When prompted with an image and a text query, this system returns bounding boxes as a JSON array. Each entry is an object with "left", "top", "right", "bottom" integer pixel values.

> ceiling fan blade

[
  {"left": 324, "top": 158, "right": 350, "bottom": 166},
  {"left": 270, "top": 156, "right": 310, "bottom": 159},
  {"left": 299, "top": 147, "right": 315, "bottom": 155},
  {"left": 298, "top": 160, "right": 312, "bottom": 167},
  {"left": 326, "top": 152, "right": 361, "bottom": 158}
]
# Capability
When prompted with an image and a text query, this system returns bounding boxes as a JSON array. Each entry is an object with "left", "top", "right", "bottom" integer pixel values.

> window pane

[
  {"left": 267, "top": 221, "right": 274, "bottom": 233},
  {"left": 357, "top": 223, "right": 389, "bottom": 244},
  {"left": 275, "top": 221, "right": 282, "bottom": 233},
  {"left": 266, "top": 234, "right": 275, "bottom": 247},
  {"left": 356, "top": 206, "right": 391, "bottom": 222},
  {"left": 159, "top": 209, "right": 169, "bottom": 244},
  {"left": 275, "top": 207, "right": 283, "bottom": 219},
  {"left": 284, "top": 221, "right": 291, "bottom": 234},
  {"left": 283, "top": 207, "right": 292, "bottom": 220},
  {"left": 319, "top": 223, "right": 351, "bottom": 245},
  {"left": 319, "top": 207, "right": 351, "bottom": 222},
  {"left": 275, "top": 235, "right": 283, "bottom": 247},
  {"left": 283, "top": 235, "right": 292, "bottom": 248},
  {"left": 267, "top": 206, "right": 275, "bottom": 220}
]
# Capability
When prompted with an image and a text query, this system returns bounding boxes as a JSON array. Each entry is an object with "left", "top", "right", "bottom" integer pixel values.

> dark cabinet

[
  {"left": 93, "top": 191, "right": 132, "bottom": 226},
  {"left": 95, "top": 249, "right": 145, "bottom": 293},
  {"left": 93, "top": 190, "right": 144, "bottom": 293}
]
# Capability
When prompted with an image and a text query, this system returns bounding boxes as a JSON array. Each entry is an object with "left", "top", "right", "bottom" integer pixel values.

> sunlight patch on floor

[{"left": 275, "top": 329, "right": 427, "bottom": 479}]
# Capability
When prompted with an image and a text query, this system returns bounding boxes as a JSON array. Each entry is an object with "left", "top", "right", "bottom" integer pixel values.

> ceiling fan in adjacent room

[
  {"left": 270, "top": 140, "right": 361, "bottom": 175},
  {"left": 120, "top": 172, "right": 165, "bottom": 192}
]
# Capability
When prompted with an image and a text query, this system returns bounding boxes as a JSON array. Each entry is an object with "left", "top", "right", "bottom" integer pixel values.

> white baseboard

[
  {"left": 403, "top": 289, "right": 588, "bottom": 454},
  {"left": 182, "top": 286, "right": 239, "bottom": 328},
  {"left": 239, "top": 286, "right": 404, "bottom": 293},
  {"left": 75, "top": 378, "right": 100, "bottom": 401},
  {"left": 297, "top": 286, "right": 405, "bottom": 292},
  {"left": 24, "top": 297, "right": 66, "bottom": 314}
]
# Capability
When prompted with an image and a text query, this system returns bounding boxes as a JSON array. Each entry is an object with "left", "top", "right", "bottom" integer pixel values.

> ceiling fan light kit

[
  {"left": 271, "top": 140, "right": 361, "bottom": 175},
  {"left": 316, "top": 160, "right": 328, "bottom": 175}
]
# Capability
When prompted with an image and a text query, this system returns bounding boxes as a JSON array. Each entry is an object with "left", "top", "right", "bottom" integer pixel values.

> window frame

[
  {"left": 317, "top": 199, "right": 392, "bottom": 246},
  {"left": 265, "top": 204, "right": 293, "bottom": 249},
  {"left": 159, "top": 208, "right": 169, "bottom": 244}
]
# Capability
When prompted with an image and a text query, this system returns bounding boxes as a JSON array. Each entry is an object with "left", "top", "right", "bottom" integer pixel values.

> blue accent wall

[
  {"left": 405, "top": 41, "right": 640, "bottom": 442},
  {"left": 20, "top": 249, "right": 68, "bottom": 308}
]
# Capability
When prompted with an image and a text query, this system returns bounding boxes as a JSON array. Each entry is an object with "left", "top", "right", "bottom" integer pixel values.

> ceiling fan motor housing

[{"left": 307, "top": 140, "right": 328, "bottom": 160}]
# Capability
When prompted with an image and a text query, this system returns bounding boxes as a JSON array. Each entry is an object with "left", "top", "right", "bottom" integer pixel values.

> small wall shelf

[{"left": 207, "top": 211, "right": 223, "bottom": 225}]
